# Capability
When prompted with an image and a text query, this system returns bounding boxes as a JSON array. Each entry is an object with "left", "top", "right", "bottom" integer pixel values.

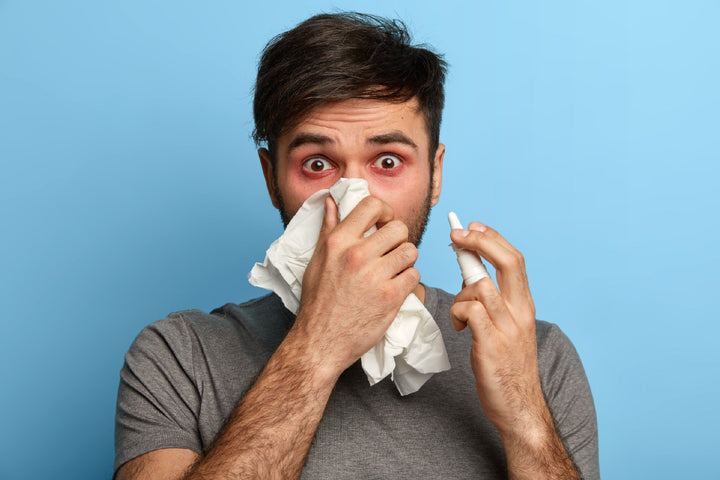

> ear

[
  {"left": 430, "top": 143, "right": 444, "bottom": 207},
  {"left": 258, "top": 148, "right": 280, "bottom": 209}
]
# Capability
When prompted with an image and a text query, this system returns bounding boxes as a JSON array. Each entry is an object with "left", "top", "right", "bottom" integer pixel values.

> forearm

[
  {"left": 449, "top": 225, "right": 581, "bottom": 478},
  {"left": 500, "top": 399, "right": 579, "bottom": 480},
  {"left": 184, "top": 328, "right": 339, "bottom": 480}
]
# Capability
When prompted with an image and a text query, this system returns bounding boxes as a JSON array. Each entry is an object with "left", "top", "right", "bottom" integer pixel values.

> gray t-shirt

[{"left": 115, "top": 286, "right": 599, "bottom": 478}]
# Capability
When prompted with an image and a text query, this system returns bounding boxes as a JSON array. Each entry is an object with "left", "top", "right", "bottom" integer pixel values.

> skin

[
  {"left": 260, "top": 98, "right": 442, "bottom": 249},
  {"left": 116, "top": 98, "right": 578, "bottom": 480}
]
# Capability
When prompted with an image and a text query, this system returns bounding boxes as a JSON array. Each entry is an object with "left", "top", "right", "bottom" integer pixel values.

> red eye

[
  {"left": 373, "top": 154, "right": 401, "bottom": 169},
  {"left": 302, "top": 158, "right": 332, "bottom": 172}
]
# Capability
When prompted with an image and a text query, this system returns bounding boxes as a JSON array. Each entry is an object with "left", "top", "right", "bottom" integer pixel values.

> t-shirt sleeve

[
  {"left": 114, "top": 315, "right": 203, "bottom": 475},
  {"left": 537, "top": 322, "right": 600, "bottom": 480}
]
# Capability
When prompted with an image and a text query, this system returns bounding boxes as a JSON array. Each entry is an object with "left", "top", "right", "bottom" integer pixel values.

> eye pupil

[
  {"left": 381, "top": 157, "right": 395, "bottom": 168},
  {"left": 311, "top": 160, "right": 324, "bottom": 171}
]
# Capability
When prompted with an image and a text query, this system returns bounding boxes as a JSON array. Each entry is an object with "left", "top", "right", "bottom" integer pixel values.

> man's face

[{"left": 259, "top": 98, "right": 444, "bottom": 245}]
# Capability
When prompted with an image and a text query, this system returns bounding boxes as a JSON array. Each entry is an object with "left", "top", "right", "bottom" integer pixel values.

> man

[{"left": 115, "top": 12, "right": 599, "bottom": 479}]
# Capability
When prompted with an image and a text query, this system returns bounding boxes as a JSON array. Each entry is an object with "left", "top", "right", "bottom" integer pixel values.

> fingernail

[
  {"left": 470, "top": 223, "right": 488, "bottom": 232},
  {"left": 460, "top": 229, "right": 470, "bottom": 237}
]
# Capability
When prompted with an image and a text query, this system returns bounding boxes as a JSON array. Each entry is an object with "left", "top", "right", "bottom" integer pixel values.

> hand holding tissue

[{"left": 249, "top": 178, "right": 450, "bottom": 395}]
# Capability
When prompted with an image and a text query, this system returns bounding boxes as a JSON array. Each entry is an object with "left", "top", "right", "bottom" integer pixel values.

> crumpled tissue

[{"left": 248, "top": 178, "right": 450, "bottom": 395}]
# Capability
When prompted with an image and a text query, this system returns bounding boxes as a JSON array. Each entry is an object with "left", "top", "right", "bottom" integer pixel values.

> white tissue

[{"left": 249, "top": 178, "right": 450, "bottom": 395}]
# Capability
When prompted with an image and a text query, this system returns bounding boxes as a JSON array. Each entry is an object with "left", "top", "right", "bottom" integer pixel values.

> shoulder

[
  {"left": 125, "top": 294, "right": 290, "bottom": 373},
  {"left": 115, "top": 295, "right": 288, "bottom": 473},
  {"left": 533, "top": 320, "right": 596, "bottom": 428},
  {"left": 132, "top": 293, "right": 289, "bottom": 348},
  {"left": 211, "top": 293, "right": 295, "bottom": 348},
  {"left": 534, "top": 320, "right": 583, "bottom": 371},
  {"left": 127, "top": 308, "right": 230, "bottom": 362}
]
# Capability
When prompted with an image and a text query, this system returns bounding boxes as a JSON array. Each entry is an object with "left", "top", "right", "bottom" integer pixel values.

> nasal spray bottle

[{"left": 448, "top": 212, "right": 489, "bottom": 285}]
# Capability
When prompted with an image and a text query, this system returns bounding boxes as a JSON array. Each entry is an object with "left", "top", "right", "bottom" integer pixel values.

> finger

[
  {"left": 455, "top": 276, "right": 497, "bottom": 303},
  {"left": 337, "top": 196, "right": 394, "bottom": 238},
  {"left": 390, "top": 265, "right": 421, "bottom": 301},
  {"left": 379, "top": 241, "right": 418, "bottom": 278},
  {"left": 317, "top": 195, "right": 339, "bottom": 247},
  {"left": 455, "top": 277, "right": 517, "bottom": 332},
  {"left": 450, "top": 223, "right": 533, "bottom": 317},
  {"left": 450, "top": 300, "right": 492, "bottom": 339},
  {"left": 368, "top": 220, "right": 409, "bottom": 257},
  {"left": 449, "top": 301, "right": 469, "bottom": 331}
]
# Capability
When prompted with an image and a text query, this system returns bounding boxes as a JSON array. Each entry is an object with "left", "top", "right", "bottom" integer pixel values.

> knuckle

[
  {"left": 468, "top": 301, "right": 486, "bottom": 318},
  {"left": 510, "top": 250, "right": 525, "bottom": 268},
  {"left": 399, "top": 242, "right": 418, "bottom": 263},
  {"left": 472, "top": 227, "right": 488, "bottom": 238},
  {"left": 389, "top": 220, "right": 409, "bottom": 239},
  {"left": 323, "top": 231, "right": 344, "bottom": 251},
  {"left": 467, "top": 226, "right": 487, "bottom": 240},
  {"left": 409, "top": 244, "right": 419, "bottom": 262},
  {"left": 498, "top": 248, "right": 524, "bottom": 269},
  {"left": 468, "top": 221, "right": 486, "bottom": 231},
  {"left": 406, "top": 266, "right": 421, "bottom": 284},
  {"left": 380, "top": 282, "right": 400, "bottom": 303},
  {"left": 345, "top": 246, "right": 367, "bottom": 268},
  {"left": 477, "top": 277, "right": 496, "bottom": 294}
]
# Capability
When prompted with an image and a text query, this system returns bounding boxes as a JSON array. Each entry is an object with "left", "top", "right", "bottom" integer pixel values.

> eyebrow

[
  {"left": 286, "top": 130, "right": 418, "bottom": 153},
  {"left": 287, "top": 133, "right": 334, "bottom": 152},
  {"left": 367, "top": 131, "right": 418, "bottom": 150}
]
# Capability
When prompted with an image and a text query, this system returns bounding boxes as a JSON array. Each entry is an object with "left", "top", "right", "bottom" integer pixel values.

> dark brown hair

[{"left": 252, "top": 12, "right": 447, "bottom": 164}]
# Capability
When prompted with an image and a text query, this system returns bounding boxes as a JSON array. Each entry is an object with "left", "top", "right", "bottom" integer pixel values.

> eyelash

[
  {"left": 372, "top": 154, "right": 402, "bottom": 169},
  {"left": 302, "top": 157, "right": 333, "bottom": 173},
  {"left": 300, "top": 153, "right": 404, "bottom": 175}
]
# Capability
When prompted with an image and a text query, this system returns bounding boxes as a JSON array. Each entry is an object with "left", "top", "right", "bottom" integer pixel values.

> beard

[{"left": 274, "top": 179, "right": 433, "bottom": 248}]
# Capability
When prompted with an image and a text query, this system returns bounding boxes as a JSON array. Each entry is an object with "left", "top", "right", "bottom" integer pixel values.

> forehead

[{"left": 279, "top": 97, "right": 430, "bottom": 148}]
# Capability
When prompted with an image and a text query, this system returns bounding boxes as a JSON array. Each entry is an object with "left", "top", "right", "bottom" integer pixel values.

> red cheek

[
  {"left": 369, "top": 163, "right": 405, "bottom": 178},
  {"left": 299, "top": 168, "right": 336, "bottom": 181},
  {"left": 280, "top": 168, "right": 339, "bottom": 208}
]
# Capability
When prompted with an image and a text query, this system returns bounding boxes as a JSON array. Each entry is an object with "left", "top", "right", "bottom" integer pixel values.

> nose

[
  {"left": 342, "top": 162, "right": 366, "bottom": 181},
  {"left": 340, "top": 163, "right": 378, "bottom": 198}
]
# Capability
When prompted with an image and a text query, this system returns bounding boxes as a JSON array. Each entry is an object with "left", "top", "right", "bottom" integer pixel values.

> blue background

[{"left": 1, "top": 1, "right": 718, "bottom": 478}]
